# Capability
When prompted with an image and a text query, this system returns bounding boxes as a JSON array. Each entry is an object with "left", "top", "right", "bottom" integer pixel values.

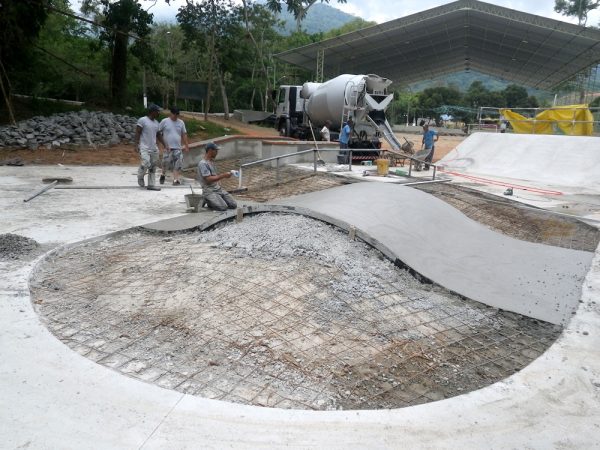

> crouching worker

[{"left": 197, "top": 142, "right": 237, "bottom": 211}]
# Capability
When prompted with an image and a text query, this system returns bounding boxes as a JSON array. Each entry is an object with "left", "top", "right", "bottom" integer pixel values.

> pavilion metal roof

[{"left": 274, "top": 0, "right": 600, "bottom": 89}]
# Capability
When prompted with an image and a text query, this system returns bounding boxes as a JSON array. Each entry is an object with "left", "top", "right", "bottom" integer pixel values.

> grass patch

[{"left": 157, "top": 113, "right": 240, "bottom": 140}]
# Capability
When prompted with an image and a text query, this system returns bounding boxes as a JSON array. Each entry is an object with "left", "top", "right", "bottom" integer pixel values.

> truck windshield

[{"left": 278, "top": 88, "right": 286, "bottom": 104}]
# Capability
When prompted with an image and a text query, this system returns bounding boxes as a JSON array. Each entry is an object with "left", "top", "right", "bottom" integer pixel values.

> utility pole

[{"left": 142, "top": 67, "right": 147, "bottom": 108}]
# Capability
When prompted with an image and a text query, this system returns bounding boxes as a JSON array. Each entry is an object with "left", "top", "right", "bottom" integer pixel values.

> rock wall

[{"left": 0, "top": 111, "right": 138, "bottom": 149}]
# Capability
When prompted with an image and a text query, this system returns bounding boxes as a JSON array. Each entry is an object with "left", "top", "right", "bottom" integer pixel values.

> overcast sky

[{"left": 132, "top": 0, "right": 600, "bottom": 26}]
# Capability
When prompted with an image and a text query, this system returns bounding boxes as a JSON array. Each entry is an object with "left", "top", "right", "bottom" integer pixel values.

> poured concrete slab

[
  {"left": 439, "top": 133, "right": 600, "bottom": 193},
  {"left": 279, "top": 182, "right": 594, "bottom": 325},
  {"left": 143, "top": 209, "right": 222, "bottom": 232}
]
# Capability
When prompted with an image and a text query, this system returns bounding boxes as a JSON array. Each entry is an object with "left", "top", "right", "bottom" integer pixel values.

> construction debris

[
  {"left": 0, "top": 157, "right": 24, "bottom": 166},
  {"left": 0, "top": 234, "right": 39, "bottom": 260},
  {"left": 0, "top": 110, "right": 137, "bottom": 149}
]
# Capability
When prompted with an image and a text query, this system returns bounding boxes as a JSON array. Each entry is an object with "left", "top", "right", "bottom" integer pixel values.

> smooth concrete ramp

[
  {"left": 438, "top": 133, "right": 600, "bottom": 193},
  {"left": 279, "top": 183, "right": 593, "bottom": 325}
]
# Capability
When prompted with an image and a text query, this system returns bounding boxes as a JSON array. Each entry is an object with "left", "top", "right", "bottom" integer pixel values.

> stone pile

[
  {"left": 0, "top": 234, "right": 39, "bottom": 260},
  {"left": 0, "top": 110, "right": 138, "bottom": 149}
]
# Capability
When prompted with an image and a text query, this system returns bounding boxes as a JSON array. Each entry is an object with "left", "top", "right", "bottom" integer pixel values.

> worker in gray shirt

[
  {"left": 159, "top": 106, "right": 189, "bottom": 185},
  {"left": 197, "top": 142, "right": 237, "bottom": 211},
  {"left": 135, "top": 104, "right": 164, "bottom": 188}
]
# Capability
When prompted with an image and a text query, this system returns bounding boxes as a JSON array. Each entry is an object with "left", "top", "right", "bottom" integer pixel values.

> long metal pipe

[
  {"left": 23, "top": 181, "right": 58, "bottom": 202},
  {"left": 236, "top": 146, "right": 439, "bottom": 188}
]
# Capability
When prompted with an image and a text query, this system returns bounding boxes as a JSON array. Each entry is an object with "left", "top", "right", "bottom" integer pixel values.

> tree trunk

[
  {"left": 296, "top": 1, "right": 317, "bottom": 33},
  {"left": 240, "top": 1, "right": 271, "bottom": 109},
  {"left": 214, "top": 54, "right": 229, "bottom": 120},
  {"left": 165, "top": 83, "right": 170, "bottom": 110},
  {"left": 218, "top": 71, "right": 229, "bottom": 120},
  {"left": 0, "top": 58, "right": 16, "bottom": 125},
  {"left": 249, "top": 64, "right": 256, "bottom": 109},
  {"left": 111, "top": 29, "right": 129, "bottom": 107},
  {"left": 204, "top": 32, "right": 215, "bottom": 121}
]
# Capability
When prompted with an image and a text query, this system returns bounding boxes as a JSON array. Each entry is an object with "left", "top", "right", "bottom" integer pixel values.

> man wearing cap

[
  {"left": 159, "top": 107, "right": 189, "bottom": 185},
  {"left": 135, "top": 104, "right": 164, "bottom": 188},
  {"left": 197, "top": 142, "right": 237, "bottom": 211},
  {"left": 339, "top": 117, "right": 353, "bottom": 149},
  {"left": 418, "top": 123, "right": 438, "bottom": 171}
]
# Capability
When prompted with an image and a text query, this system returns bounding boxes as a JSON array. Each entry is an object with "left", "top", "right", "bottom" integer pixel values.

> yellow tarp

[{"left": 500, "top": 105, "right": 594, "bottom": 136}]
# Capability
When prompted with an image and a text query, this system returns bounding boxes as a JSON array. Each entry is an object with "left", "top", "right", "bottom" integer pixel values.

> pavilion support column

[{"left": 316, "top": 48, "right": 325, "bottom": 83}]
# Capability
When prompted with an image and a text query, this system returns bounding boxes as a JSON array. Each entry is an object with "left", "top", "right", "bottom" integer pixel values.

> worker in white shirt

[{"left": 320, "top": 120, "right": 332, "bottom": 142}]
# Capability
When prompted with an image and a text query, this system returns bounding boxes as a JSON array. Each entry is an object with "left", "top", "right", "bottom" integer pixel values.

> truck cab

[{"left": 275, "top": 85, "right": 305, "bottom": 137}]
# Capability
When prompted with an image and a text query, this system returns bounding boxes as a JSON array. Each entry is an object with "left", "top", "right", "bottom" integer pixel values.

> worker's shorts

[
  {"left": 139, "top": 149, "right": 159, "bottom": 171},
  {"left": 163, "top": 148, "right": 183, "bottom": 171}
]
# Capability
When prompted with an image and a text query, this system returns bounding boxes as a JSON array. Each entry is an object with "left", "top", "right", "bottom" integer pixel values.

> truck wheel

[{"left": 281, "top": 118, "right": 291, "bottom": 137}]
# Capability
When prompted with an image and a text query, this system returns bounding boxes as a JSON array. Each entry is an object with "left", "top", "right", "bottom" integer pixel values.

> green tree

[
  {"left": 81, "top": 0, "right": 154, "bottom": 107},
  {"left": 29, "top": 0, "right": 103, "bottom": 102},
  {"left": 388, "top": 90, "right": 418, "bottom": 125},
  {"left": 463, "top": 81, "right": 490, "bottom": 108},
  {"left": 417, "top": 86, "right": 462, "bottom": 117},
  {"left": 178, "top": 0, "right": 249, "bottom": 118},
  {"left": 503, "top": 84, "right": 539, "bottom": 108},
  {"left": 554, "top": 0, "right": 600, "bottom": 26},
  {"left": 0, "top": 0, "right": 50, "bottom": 123}
]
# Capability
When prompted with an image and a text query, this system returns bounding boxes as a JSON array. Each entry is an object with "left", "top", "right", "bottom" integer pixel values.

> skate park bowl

[
  {"left": 438, "top": 133, "right": 600, "bottom": 194},
  {"left": 28, "top": 183, "right": 595, "bottom": 414}
]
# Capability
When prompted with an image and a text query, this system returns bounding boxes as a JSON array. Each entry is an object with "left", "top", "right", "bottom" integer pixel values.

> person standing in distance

[
  {"left": 159, "top": 106, "right": 189, "bottom": 185},
  {"left": 339, "top": 117, "right": 353, "bottom": 149},
  {"left": 197, "top": 142, "right": 237, "bottom": 211},
  {"left": 421, "top": 123, "right": 438, "bottom": 171},
  {"left": 135, "top": 104, "right": 164, "bottom": 188},
  {"left": 320, "top": 120, "right": 332, "bottom": 142}
]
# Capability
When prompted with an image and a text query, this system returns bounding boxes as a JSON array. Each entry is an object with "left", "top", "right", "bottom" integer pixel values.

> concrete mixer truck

[{"left": 274, "top": 73, "right": 402, "bottom": 152}]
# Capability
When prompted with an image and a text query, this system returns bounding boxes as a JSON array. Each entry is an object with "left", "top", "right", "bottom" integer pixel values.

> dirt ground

[
  {"left": 416, "top": 183, "right": 600, "bottom": 252},
  {"left": 391, "top": 133, "right": 465, "bottom": 162},
  {"left": 183, "top": 113, "right": 279, "bottom": 138},
  {"left": 0, "top": 144, "right": 141, "bottom": 166},
  {"left": 183, "top": 157, "right": 354, "bottom": 203}
]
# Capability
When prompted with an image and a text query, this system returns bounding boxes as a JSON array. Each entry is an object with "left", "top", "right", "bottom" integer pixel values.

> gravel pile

[
  {"left": 198, "top": 214, "right": 497, "bottom": 327},
  {"left": 0, "top": 234, "right": 39, "bottom": 260},
  {"left": 0, "top": 110, "right": 137, "bottom": 149},
  {"left": 199, "top": 214, "right": 420, "bottom": 300}
]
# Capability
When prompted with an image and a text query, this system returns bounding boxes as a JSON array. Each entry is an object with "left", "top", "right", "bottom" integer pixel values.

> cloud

[
  {"left": 71, "top": 0, "right": 600, "bottom": 26},
  {"left": 339, "top": 0, "right": 600, "bottom": 25}
]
